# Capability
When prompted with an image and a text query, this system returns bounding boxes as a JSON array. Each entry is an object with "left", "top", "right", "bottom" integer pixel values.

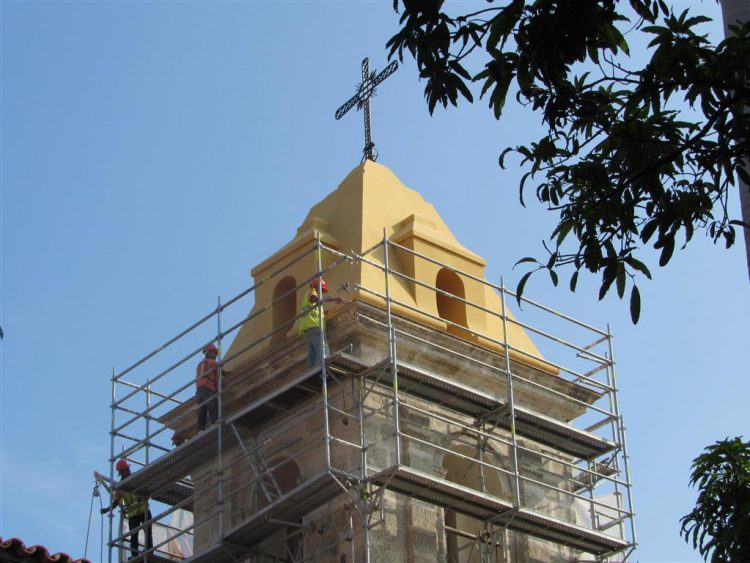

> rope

[
  {"left": 98, "top": 486, "right": 104, "bottom": 563},
  {"left": 84, "top": 484, "right": 99, "bottom": 558}
]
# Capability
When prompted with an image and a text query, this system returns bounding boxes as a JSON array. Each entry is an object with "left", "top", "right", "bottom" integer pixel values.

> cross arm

[
  {"left": 371, "top": 60, "right": 398, "bottom": 88},
  {"left": 335, "top": 93, "right": 361, "bottom": 120}
]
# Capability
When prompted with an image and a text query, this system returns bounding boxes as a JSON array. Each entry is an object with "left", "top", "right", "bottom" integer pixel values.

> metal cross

[{"left": 335, "top": 57, "right": 398, "bottom": 162}]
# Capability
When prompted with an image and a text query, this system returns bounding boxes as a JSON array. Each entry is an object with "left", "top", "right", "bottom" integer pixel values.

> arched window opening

[
  {"left": 265, "top": 457, "right": 303, "bottom": 560},
  {"left": 443, "top": 446, "right": 507, "bottom": 562},
  {"left": 436, "top": 268, "right": 469, "bottom": 338},
  {"left": 272, "top": 276, "right": 297, "bottom": 346}
]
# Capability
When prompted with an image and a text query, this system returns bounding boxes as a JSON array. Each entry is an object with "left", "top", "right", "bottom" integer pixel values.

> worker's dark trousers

[
  {"left": 196, "top": 386, "right": 218, "bottom": 431},
  {"left": 304, "top": 327, "right": 329, "bottom": 367},
  {"left": 127, "top": 510, "right": 153, "bottom": 559}
]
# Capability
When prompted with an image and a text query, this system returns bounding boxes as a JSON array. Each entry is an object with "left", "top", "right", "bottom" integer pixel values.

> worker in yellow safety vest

[
  {"left": 101, "top": 458, "right": 153, "bottom": 559},
  {"left": 299, "top": 278, "right": 344, "bottom": 367}
]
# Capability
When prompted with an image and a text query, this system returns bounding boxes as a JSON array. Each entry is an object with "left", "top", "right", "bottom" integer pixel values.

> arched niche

[
  {"left": 442, "top": 444, "right": 509, "bottom": 562},
  {"left": 435, "top": 268, "right": 470, "bottom": 339},
  {"left": 263, "top": 457, "right": 303, "bottom": 560},
  {"left": 435, "top": 268, "right": 469, "bottom": 337}
]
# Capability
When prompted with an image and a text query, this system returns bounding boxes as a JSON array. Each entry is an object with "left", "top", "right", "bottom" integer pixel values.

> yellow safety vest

[
  {"left": 116, "top": 490, "right": 148, "bottom": 517},
  {"left": 298, "top": 289, "right": 324, "bottom": 334}
]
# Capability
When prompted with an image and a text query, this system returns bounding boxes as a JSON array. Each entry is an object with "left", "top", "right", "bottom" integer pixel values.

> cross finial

[{"left": 335, "top": 57, "right": 398, "bottom": 162}]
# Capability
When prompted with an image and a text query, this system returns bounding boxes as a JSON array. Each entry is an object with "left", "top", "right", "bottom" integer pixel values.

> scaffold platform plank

[
  {"left": 227, "top": 354, "right": 368, "bottom": 429},
  {"left": 224, "top": 471, "right": 344, "bottom": 545},
  {"left": 186, "top": 471, "right": 345, "bottom": 563},
  {"left": 186, "top": 542, "right": 246, "bottom": 563},
  {"left": 118, "top": 427, "right": 225, "bottom": 505},
  {"left": 150, "top": 480, "right": 193, "bottom": 510},
  {"left": 374, "top": 361, "right": 616, "bottom": 460},
  {"left": 571, "top": 461, "right": 618, "bottom": 492},
  {"left": 128, "top": 550, "right": 184, "bottom": 563},
  {"left": 372, "top": 465, "right": 628, "bottom": 556}
]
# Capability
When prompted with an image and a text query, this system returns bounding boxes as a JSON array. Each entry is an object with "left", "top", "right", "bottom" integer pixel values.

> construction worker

[
  {"left": 196, "top": 343, "right": 222, "bottom": 432},
  {"left": 298, "top": 278, "right": 344, "bottom": 367},
  {"left": 100, "top": 459, "right": 153, "bottom": 559}
]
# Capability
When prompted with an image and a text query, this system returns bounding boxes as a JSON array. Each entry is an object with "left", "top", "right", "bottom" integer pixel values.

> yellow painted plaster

[{"left": 224, "top": 160, "right": 551, "bottom": 373}]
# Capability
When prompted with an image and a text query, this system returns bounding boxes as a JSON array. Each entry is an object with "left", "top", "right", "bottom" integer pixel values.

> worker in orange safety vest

[{"left": 196, "top": 343, "right": 224, "bottom": 432}]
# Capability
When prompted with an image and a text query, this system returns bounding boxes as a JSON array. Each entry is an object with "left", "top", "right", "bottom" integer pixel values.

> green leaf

[
  {"left": 659, "top": 236, "right": 675, "bottom": 267},
  {"left": 625, "top": 256, "right": 652, "bottom": 280},
  {"left": 569, "top": 271, "right": 579, "bottom": 292},
  {"left": 516, "top": 271, "right": 533, "bottom": 306},
  {"left": 598, "top": 264, "right": 617, "bottom": 300},
  {"left": 736, "top": 165, "right": 750, "bottom": 185},
  {"left": 516, "top": 64, "right": 532, "bottom": 93},
  {"left": 616, "top": 264, "right": 626, "bottom": 299},
  {"left": 454, "top": 77, "right": 474, "bottom": 104},
  {"left": 549, "top": 269, "right": 559, "bottom": 287},
  {"left": 514, "top": 256, "right": 538, "bottom": 268},
  {"left": 553, "top": 220, "right": 574, "bottom": 246},
  {"left": 546, "top": 251, "right": 558, "bottom": 269},
  {"left": 630, "top": 285, "right": 641, "bottom": 324},
  {"left": 486, "top": 0, "right": 524, "bottom": 50},
  {"left": 605, "top": 22, "right": 630, "bottom": 55},
  {"left": 499, "top": 147, "right": 513, "bottom": 169},
  {"left": 519, "top": 171, "right": 531, "bottom": 207},
  {"left": 641, "top": 220, "right": 659, "bottom": 243}
]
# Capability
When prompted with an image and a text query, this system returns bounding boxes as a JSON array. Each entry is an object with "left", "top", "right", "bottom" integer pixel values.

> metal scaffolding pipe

[
  {"left": 216, "top": 296, "right": 225, "bottom": 537},
  {"left": 607, "top": 324, "right": 638, "bottom": 549},
  {"left": 382, "top": 232, "right": 402, "bottom": 468},
  {"left": 501, "top": 279, "right": 522, "bottom": 509}
]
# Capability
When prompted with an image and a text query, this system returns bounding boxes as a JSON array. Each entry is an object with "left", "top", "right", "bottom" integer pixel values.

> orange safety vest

[{"left": 196, "top": 358, "right": 220, "bottom": 392}]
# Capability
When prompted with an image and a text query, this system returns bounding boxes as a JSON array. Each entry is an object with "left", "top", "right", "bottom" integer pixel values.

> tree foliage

[
  {"left": 680, "top": 437, "right": 750, "bottom": 561},
  {"left": 387, "top": 0, "right": 750, "bottom": 322}
]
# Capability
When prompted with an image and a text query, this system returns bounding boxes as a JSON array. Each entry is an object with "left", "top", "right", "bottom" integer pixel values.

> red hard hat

[
  {"left": 203, "top": 343, "right": 218, "bottom": 354},
  {"left": 115, "top": 459, "right": 130, "bottom": 473},
  {"left": 311, "top": 279, "right": 328, "bottom": 293}
]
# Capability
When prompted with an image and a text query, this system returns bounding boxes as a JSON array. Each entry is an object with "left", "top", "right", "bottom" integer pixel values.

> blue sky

[{"left": 1, "top": 1, "right": 747, "bottom": 562}]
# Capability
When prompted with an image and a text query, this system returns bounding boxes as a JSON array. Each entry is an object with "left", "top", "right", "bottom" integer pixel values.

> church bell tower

[{"left": 108, "top": 157, "right": 635, "bottom": 563}]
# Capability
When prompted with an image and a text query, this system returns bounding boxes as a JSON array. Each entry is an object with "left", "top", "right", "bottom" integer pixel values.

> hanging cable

[
  {"left": 97, "top": 485, "right": 104, "bottom": 563},
  {"left": 84, "top": 483, "right": 100, "bottom": 558}
]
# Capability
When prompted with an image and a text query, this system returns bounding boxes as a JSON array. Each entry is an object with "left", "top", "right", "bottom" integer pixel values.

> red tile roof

[{"left": 0, "top": 537, "right": 90, "bottom": 563}]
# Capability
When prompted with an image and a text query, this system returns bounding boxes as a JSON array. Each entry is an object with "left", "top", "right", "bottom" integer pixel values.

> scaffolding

[{"left": 106, "top": 235, "right": 637, "bottom": 563}]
